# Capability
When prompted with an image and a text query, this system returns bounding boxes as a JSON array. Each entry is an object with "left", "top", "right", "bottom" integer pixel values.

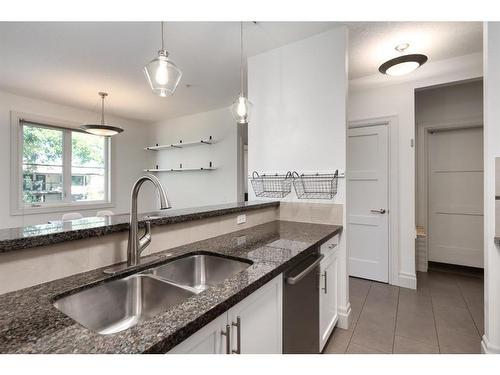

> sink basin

[
  {"left": 54, "top": 253, "right": 251, "bottom": 335},
  {"left": 53, "top": 274, "right": 195, "bottom": 335},
  {"left": 146, "top": 254, "right": 251, "bottom": 292}
]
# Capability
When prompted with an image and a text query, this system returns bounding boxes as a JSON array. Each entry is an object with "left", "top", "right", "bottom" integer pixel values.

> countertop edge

[{"left": 0, "top": 201, "right": 280, "bottom": 253}]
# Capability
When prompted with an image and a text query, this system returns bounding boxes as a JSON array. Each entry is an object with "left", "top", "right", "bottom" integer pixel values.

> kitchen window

[{"left": 11, "top": 114, "right": 113, "bottom": 214}]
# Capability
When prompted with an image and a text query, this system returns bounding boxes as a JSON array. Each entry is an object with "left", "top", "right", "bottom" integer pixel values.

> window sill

[{"left": 10, "top": 201, "right": 115, "bottom": 216}]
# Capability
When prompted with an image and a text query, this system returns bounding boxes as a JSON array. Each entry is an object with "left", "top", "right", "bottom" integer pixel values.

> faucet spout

[{"left": 127, "top": 174, "right": 171, "bottom": 267}]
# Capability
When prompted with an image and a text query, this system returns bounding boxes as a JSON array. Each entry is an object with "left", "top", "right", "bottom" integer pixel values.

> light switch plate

[{"left": 237, "top": 214, "right": 247, "bottom": 224}]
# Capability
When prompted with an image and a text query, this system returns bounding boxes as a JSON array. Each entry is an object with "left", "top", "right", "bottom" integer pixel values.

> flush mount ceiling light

[
  {"left": 144, "top": 22, "right": 182, "bottom": 97},
  {"left": 231, "top": 22, "right": 252, "bottom": 125},
  {"left": 80, "top": 92, "right": 123, "bottom": 136},
  {"left": 378, "top": 43, "right": 428, "bottom": 77}
]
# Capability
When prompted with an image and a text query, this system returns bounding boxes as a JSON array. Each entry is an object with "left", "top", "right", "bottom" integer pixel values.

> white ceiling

[
  {"left": 0, "top": 22, "right": 336, "bottom": 123},
  {"left": 347, "top": 21, "right": 482, "bottom": 79},
  {"left": 0, "top": 22, "right": 483, "bottom": 123}
]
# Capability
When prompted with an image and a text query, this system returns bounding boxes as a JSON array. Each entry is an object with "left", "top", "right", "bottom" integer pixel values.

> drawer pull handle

[
  {"left": 232, "top": 316, "right": 241, "bottom": 354},
  {"left": 221, "top": 324, "right": 230, "bottom": 354}
]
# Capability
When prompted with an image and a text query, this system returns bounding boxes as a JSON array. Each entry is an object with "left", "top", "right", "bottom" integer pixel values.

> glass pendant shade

[
  {"left": 144, "top": 50, "right": 182, "bottom": 97},
  {"left": 232, "top": 22, "right": 252, "bottom": 125},
  {"left": 231, "top": 94, "right": 252, "bottom": 124}
]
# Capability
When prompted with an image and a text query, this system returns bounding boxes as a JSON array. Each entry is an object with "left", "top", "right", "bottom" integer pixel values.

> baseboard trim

[
  {"left": 482, "top": 335, "right": 500, "bottom": 354},
  {"left": 337, "top": 302, "right": 351, "bottom": 330},
  {"left": 398, "top": 271, "right": 417, "bottom": 289}
]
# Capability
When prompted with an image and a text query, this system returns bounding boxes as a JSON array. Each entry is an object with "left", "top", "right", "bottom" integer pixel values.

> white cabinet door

[
  {"left": 168, "top": 274, "right": 283, "bottom": 354},
  {"left": 228, "top": 274, "right": 283, "bottom": 354},
  {"left": 168, "top": 313, "right": 229, "bottom": 354},
  {"left": 319, "top": 251, "right": 338, "bottom": 351}
]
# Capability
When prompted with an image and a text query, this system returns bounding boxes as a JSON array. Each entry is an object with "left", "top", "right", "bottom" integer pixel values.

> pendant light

[
  {"left": 379, "top": 43, "right": 428, "bottom": 76},
  {"left": 231, "top": 22, "right": 252, "bottom": 125},
  {"left": 144, "top": 22, "right": 182, "bottom": 97},
  {"left": 80, "top": 92, "right": 124, "bottom": 136}
]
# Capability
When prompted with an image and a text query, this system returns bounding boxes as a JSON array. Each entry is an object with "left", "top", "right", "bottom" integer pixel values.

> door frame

[
  {"left": 348, "top": 116, "right": 399, "bottom": 286},
  {"left": 417, "top": 117, "right": 483, "bottom": 269}
]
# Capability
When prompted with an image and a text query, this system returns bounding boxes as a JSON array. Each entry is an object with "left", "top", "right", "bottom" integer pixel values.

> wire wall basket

[
  {"left": 250, "top": 171, "right": 293, "bottom": 198},
  {"left": 292, "top": 170, "right": 338, "bottom": 199}
]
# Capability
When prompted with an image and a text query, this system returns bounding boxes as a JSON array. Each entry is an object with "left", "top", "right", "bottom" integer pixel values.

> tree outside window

[{"left": 22, "top": 123, "right": 108, "bottom": 206}]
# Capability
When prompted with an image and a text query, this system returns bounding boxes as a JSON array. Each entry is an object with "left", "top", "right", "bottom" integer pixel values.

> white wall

[
  {"left": 482, "top": 22, "right": 500, "bottom": 354},
  {"left": 415, "top": 80, "right": 483, "bottom": 126},
  {"left": 348, "top": 53, "right": 483, "bottom": 288},
  {"left": 248, "top": 28, "right": 346, "bottom": 204},
  {"left": 148, "top": 107, "right": 239, "bottom": 209},
  {"left": 0, "top": 90, "right": 156, "bottom": 229},
  {"left": 248, "top": 26, "right": 350, "bottom": 328}
]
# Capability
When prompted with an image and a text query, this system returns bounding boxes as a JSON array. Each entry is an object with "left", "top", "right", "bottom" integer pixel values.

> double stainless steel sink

[
  {"left": 144, "top": 254, "right": 252, "bottom": 292},
  {"left": 53, "top": 254, "right": 251, "bottom": 335}
]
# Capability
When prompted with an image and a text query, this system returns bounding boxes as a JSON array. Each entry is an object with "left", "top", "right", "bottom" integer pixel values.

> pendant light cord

[
  {"left": 100, "top": 94, "right": 105, "bottom": 125},
  {"left": 161, "top": 21, "right": 165, "bottom": 51},
  {"left": 240, "top": 21, "right": 244, "bottom": 96}
]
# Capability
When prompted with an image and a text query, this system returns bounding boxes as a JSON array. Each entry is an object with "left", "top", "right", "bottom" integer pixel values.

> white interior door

[
  {"left": 347, "top": 125, "right": 389, "bottom": 282},
  {"left": 427, "top": 126, "right": 484, "bottom": 268}
]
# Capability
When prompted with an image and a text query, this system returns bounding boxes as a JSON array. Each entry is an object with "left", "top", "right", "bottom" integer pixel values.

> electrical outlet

[{"left": 237, "top": 214, "right": 247, "bottom": 224}]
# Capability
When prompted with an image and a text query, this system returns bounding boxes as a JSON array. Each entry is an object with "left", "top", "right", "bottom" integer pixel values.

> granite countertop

[
  {"left": 0, "top": 201, "right": 279, "bottom": 253},
  {"left": 0, "top": 220, "right": 342, "bottom": 354}
]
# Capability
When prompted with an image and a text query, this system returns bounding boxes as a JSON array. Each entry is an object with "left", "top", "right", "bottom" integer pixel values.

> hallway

[{"left": 324, "top": 271, "right": 484, "bottom": 354}]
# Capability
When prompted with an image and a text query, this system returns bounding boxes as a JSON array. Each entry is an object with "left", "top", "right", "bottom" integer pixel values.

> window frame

[{"left": 10, "top": 111, "right": 114, "bottom": 216}]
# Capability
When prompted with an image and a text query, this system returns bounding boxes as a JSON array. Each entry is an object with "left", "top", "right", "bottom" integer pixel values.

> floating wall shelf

[
  {"left": 144, "top": 167, "right": 217, "bottom": 172},
  {"left": 145, "top": 136, "right": 213, "bottom": 151},
  {"left": 145, "top": 162, "right": 216, "bottom": 173}
]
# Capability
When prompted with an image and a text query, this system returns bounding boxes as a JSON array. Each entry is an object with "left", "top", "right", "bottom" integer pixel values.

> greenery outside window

[{"left": 12, "top": 115, "right": 112, "bottom": 214}]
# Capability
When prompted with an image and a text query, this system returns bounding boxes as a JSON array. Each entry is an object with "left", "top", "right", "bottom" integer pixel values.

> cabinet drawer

[{"left": 320, "top": 234, "right": 339, "bottom": 256}]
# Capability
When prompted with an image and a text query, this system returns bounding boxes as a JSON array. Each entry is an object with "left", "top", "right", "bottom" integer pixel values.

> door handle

[
  {"left": 370, "top": 209, "right": 387, "bottom": 214},
  {"left": 221, "top": 324, "right": 231, "bottom": 354},
  {"left": 231, "top": 316, "right": 241, "bottom": 354}
]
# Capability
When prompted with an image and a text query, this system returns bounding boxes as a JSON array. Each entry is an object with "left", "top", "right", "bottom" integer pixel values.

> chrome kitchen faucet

[{"left": 104, "top": 174, "right": 171, "bottom": 274}]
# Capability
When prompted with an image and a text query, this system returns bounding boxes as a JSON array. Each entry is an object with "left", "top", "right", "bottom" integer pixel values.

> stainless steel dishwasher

[{"left": 283, "top": 248, "right": 324, "bottom": 354}]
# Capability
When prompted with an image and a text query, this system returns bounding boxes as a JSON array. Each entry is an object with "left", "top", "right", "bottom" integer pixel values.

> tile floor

[{"left": 323, "top": 270, "right": 484, "bottom": 354}]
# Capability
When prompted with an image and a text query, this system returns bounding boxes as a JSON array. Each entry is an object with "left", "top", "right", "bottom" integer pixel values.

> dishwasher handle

[{"left": 286, "top": 254, "right": 324, "bottom": 285}]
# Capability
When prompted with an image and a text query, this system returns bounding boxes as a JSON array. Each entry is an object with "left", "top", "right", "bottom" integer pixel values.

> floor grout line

[
  {"left": 344, "top": 281, "right": 372, "bottom": 353},
  {"left": 391, "top": 287, "right": 401, "bottom": 353},
  {"left": 428, "top": 275, "right": 442, "bottom": 353},
  {"left": 455, "top": 278, "right": 483, "bottom": 338}
]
